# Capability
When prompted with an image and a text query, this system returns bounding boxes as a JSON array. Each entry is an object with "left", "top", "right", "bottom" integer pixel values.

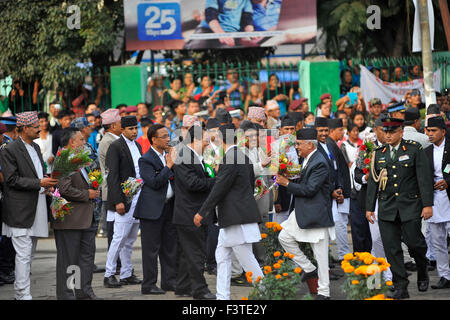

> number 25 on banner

[{"left": 137, "top": 3, "right": 182, "bottom": 41}]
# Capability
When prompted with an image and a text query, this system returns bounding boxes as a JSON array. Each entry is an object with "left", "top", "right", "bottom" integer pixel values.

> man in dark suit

[
  {"left": 366, "top": 117, "right": 434, "bottom": 299},
  {"left": 53, "top": 127, "right": 101, "bottom": 300},
  {"left": 276, "top": 128, "right": 335, "bottom": 300},
  {"left": 103, "top": 116, "right": 143, "bottom": 288},
  {"left": 172, "top": 125, "right": 216, "bottom": 299},
  {"left": 424, "top": 117, "right": 450, "bottom": 289},
  {"left": 134, "top": 124, "right": 177, "bottom": 295},
  {"left": 0, "top": 111, "right": 58, "bottom": 300},
  {"left": 327, "top": 118, "right": 352, "bottom": 261},
  {"left": 194, "top": 124, "right": 263, "bottom": 300}
]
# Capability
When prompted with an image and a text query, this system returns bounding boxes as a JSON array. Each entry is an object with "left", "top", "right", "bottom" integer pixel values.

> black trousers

[
  {"left": 54, "top": 226, "right": 96, "bottom": 300},
  {"left": 0, "top": 236, "right": 15, "bottom": 275},
  {"left": 175, "top": 224, "right": 210, "bottom": 296},
  {"left": 206, "top": 224, "right": 219, "bottom": 270},
  {"left": 379, "top": 215, "right": 428, "bottom": 290},
  {"left": 350, "top": 198, "right": 372, "bottom": 253},
  {"left": 140, "top": 199, "right": 177, "bottom": 291}
]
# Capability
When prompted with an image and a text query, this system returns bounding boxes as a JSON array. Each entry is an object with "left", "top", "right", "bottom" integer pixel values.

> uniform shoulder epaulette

[
  {"left": 404, "top": 139, "right": 422, "bottom": 149},
  {"left": 375, "top": 144, "right": 385, "bottom": 150}
]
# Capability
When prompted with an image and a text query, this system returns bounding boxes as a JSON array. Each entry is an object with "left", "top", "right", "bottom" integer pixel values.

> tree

[{"left": 0, "top": 0, "right": 127, "bottom": 89}]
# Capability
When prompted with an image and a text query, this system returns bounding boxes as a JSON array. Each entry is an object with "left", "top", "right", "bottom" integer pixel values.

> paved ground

[{"left": 1, "top": 232, "right": 450, "bottom": 300}]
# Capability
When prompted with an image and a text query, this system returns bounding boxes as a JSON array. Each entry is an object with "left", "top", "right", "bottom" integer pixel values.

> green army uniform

[{"left": 366, "top": 137, "right": 434, "bottom": 292}]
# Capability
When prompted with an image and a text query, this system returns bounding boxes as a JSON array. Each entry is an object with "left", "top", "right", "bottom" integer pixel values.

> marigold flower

[
  {"left": 256, "top": 276, "right": 262, "bottom": 283},
  {"left": 351, "top": 280, "right": 359, "bottom": 285},
  {"left": 343, "top": 253, "right": 354, "bottom": 261},
  {"left": 277, "top": 260, "right": 284, "bottom": 264},
  {"left": 366, "top": 264, "right": 380, "bottom": 275},
  {"left": 282, "top": 273, "right": 289, "bottom": 277},
  {"left": 284, "top": 252, "right": 290, "bottom": 257},
  {"left": 344, "top": 266, "right": 355, "bottom": 273},
  {"left": 264, "top": 266, "right": 272, "bottom": 273},
  {"left": 241, "top": 297, "right": 248, "bottom": 300},
  {"left": 246, "top": 278, "right": 253, "bottom": 284},
  {"left": 294, "top": 267, "right": 302, "bottom": 274},
  {"left": 261, "top": 233, "right": 267, "bottom": 239},
  {"left": 273, "top": 263, "right": 281, "bottom": 269},
  {"left": 273, "top": 251, "right": 281, "bottom": 257},
  {"left": 364, "top": 257, "right": 373, "bottom": 265},
  {"left": 289, "top": 254, "right": 294, "bottom": 259},
  {"left": 246, "top": 271, "right": 253, "bottom": 277},
  {"left": 376, "top": 257, "right": 386, "bottom": 264},
  {"left": 265, "top": 222, "right": 274, "bottom": 229},
  {"left": 386, "top": 281, "right": 393, "bottom": 286},
  {"left": 275, "top": 274, "right": 282, "bottom": 279}
]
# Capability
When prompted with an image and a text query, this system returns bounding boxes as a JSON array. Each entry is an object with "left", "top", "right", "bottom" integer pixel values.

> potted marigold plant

[
  {"left": 246, "top": 251, "right": 302, "bottom": 300},
  {"left": 341, "top": 252, "right": 393, "bottom": 300}
]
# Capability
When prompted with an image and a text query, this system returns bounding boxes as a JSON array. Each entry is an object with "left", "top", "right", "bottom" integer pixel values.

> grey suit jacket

[
  {"left": 98, "top": 132, "right": 118, "bottom": 201},
  {"left": 0, "top": 138, "right": 50, "bottom": 228},
  {"left": 52, "top": 170, "right": 93, "bottom": 230}
]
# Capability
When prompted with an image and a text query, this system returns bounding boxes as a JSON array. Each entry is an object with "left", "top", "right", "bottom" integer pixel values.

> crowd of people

[{"left": 0, "top": 68, "right": 449, "bottom": 301}]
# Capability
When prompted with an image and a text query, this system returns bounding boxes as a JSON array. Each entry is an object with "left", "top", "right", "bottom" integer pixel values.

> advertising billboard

[{"left": 125, "top": 0, "right": 317, "bottom": 50}]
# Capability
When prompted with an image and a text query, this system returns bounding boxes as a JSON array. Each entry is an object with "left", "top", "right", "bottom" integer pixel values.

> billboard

[{"left": 125, "top": 0, "right": 317, "bottom": 50}]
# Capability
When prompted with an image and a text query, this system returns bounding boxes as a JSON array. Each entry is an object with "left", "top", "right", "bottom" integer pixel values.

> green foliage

[
  {"left": 52, "top": 147, "right": 92, "bottom": 179},
  {"left": 0, "top": 0, "right": 124, "bottom": 88}
]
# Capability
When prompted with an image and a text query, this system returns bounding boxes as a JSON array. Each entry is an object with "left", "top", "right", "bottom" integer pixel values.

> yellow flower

[
  {"left": 355, "top": 265, "right": 368, "bottom": 276},
  {"left": 283, "top": 273, "right": 289, "bottom": 277},
  {"left": 344, "top": 266, "right": 355, "bottom": 273},
  {"left": 376, "top": 257, "right": 387, "bottom": 265},
  {"left": 351, "top": 280, "right": 359, "bottom": 285},
  {"left": 364, "top": 257, "right": 374, "bottom": 265},
  {"left": 275, "top": 274, "right": 282, "bottom": 279},
  {"left": 366, "top": 264, "right": 381, "bottom": 276},
  {"left": 273, "top": 263, "right": 281, "bottom": 269},
  {"left": 343, "top": 253, "right": 354, "bottom": 261},
  {"left": 386, "top": 281, "right": 393, "bottom": 286},
  {"left": 265, "top": 222, "right": 274, "bottom": 229},
  {"left": 273, "top": 251, "right": 281, "bottom": 257},
  {"left": 294, "top": 267, "right": 302, "bottom": 274},
  {"left": 261, "top": 233, "right": 267, "bottom": 239}
]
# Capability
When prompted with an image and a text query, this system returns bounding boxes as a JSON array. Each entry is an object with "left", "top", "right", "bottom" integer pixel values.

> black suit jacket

[
  {"left": 286, "top": 149, "right": 334, "bottom": 229},
  {"left": 327, "top": 137, "right": 351, "bottom": 198},
  {"left": 198, "top": 146, "right": 261, "bottom": 228},
  {"left": 106, "top": 136, "right": 142, "bottom": 213},
  {"left": 0, "top": 138, "right": 51, "bottom": 228},
  {"left": 317, "top": 142, "right": 340, "bottom": 193},
  {"left": 134, "top": 147, "right": 175, "bottom": 220},
  {"left": 172, "top": 145, "right": 215, "bottom": 226},
  {"left": 425, "top": 138, "right": 450, "bottom": 200}
]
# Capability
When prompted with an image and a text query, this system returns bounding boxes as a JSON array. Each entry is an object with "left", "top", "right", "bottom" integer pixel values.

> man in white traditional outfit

[
  {"left": 194, "top": 123, "right": 264, "bottom": 300},
  {"left": 276, "top": 128, "right": 336, "bottom": 300},
  {"left": 424, "top": 117, "right": 450, "bottom": 289},
  {"left": 0, "top": 111, "right": 58, "bottom": 300}
]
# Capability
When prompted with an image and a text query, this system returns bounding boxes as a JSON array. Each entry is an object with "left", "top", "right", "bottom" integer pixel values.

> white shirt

[
  {"left": 430, "top": 138, "right": 450, "bottom": 223},
  {"left": 320, "top": 142, "right": 337, "bottom": 170},
  {"left": 187, "top": 145, "right": 204, "bottom": 170},
  {"left": 151, "top": 146, "right": 174, "bottom": 200},
  {"left": 123, "top": 135, "right": 141, "bottom": 179},
  {"left": 34, "top": 132, "right": 53, "bottom": 174},
  {"left": 2, "top": 139, "right": 48, "bottom": 238}
]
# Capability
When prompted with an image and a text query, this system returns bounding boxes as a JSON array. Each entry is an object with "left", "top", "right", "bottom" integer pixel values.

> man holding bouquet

[
  {"left": 53, "top": 127, "right": 101, "bottom": 300},
  {"left": 103, "top": 116, "right": 143, "bottom": 288}
]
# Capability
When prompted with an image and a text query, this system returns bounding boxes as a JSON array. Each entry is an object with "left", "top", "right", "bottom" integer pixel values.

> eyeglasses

[{"left": 155, "top": 134, "right": 170, "bottom": 139}]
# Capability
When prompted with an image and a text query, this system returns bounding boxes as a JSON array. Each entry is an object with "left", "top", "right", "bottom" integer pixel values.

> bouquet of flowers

[
  {"left": 121, "top": 177, "right": 144, "bottom": 203},
  {"left": 50, "top": 188, "right": 73, "bottom": 221},
  {"left": 270, "top": 134, "right": 301, "bottom": 179},
  {"left": 88, "top": 169, "right": 103, "bottom": 189},
  {"left": 254, "top": 176, "right": 277, "bottom": 200},
  {"left": 51, "top": 147, "right": 91, "bottom": 179},
  {"left": 203, "top": 144, "right": 223, "bottom": 168},
  {"left": 355, "top": 140, "right": 376, "bottom": 174}
]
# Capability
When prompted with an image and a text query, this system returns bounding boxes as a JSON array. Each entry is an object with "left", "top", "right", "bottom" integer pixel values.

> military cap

[
  {"left": 382, "top": 117, "right": 404, "bottom": 132},
  {"left": 387, "top": 102, "right": 406, "bottom": 113}
]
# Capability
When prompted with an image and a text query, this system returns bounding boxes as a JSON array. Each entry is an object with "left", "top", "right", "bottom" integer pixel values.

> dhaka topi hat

[
  {"left": 314, "top": 117, "right": 329, "bottom": 128},
  {"left": 182, "top": 115, "right": 200, "bottom": 128},
  {"left": 206, "top": 118, "right": 220, "bottom": 129},
  {"left": 16, "top": 111, "right": 38, "bottom": 127},
  {"left": 121, "top": 115, "right": 138, "bottom": 128},
  {"left": 328, "top": 118, "right": 343, "bottom": 129},
  {"left": 296, "top": 128, "right": 317, "bottom": 140},
  {"left": 287, "top": 111, "right": 304, "bottom": 123},
  {"left": 248, "top": 107, "right": 266, "bottom": 120},
  {"left": 101, "top": 109, "right": 121, "bottom": 125},
  {"left": 215, "top": 108, "right": 232, "bottom": 124},
  {"left": 266, "top": 100, "right": 279, "bottom": 111},
  {"left": 425, "top": 116, "right": 446, "bottom": 129},
  {"left": 280, "top": 115, "right": 295, "bottom": 128}
]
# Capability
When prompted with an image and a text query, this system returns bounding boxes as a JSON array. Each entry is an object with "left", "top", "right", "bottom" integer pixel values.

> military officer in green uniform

[{"left": 366, "top": 117, "right": 434, "bottom": 299}]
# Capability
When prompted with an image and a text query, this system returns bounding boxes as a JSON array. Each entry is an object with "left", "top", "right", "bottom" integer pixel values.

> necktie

[{"left": 391, "top": 148, "right": 396, "bottom": 161}]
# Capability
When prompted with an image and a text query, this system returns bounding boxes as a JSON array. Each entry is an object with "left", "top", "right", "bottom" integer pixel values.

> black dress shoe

[
  {"left": 431, "top": 277, "right": 450, "bottom": 289},
  {"left": 230, "top": 274, "right": 252, "bottom": 287},
  {"left": 77, "top": 293, "right": 104, "bottom": 300},
  {"left": 104, "top": 276, "right": 122, "bottom": 288},
  {"left": 0, "top": 272, "right": 14, "bottom": 284},
  {"left": 427, "top": 260, "right": 436, "bottom": 271},
  {"left": 315, "top": 294, "right": 330, "bottom": 300},
  {"left": 404, "top": 262, "right": 417, "bottom": 271},
  {"left": 93, "top": 265, "right": 106, "bottom": 274},
  {"left": 120, "top": 275, "right": 142, "bottom": 285},
  {"left": 300, "top": 269, "right": 318, "bottom": 282},
  {"left": 142, "top": 285, "right": 165, "bottom": 295},
  {"left": 194, "top": 292, "right": 216, "bottom": 300},
  {"left": 161, "top": 285, "right": 176, "bottom": 292},
  {"left": 417, "top": 272, "right": 429, "bottom": 292},
  {"left": 389, "top": 288, "right": 409, "bottom": 299}
]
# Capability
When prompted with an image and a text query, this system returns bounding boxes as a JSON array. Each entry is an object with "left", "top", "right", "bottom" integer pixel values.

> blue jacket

[{"left": 134, "top": 147, "right": 175, "bottom": 220}]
